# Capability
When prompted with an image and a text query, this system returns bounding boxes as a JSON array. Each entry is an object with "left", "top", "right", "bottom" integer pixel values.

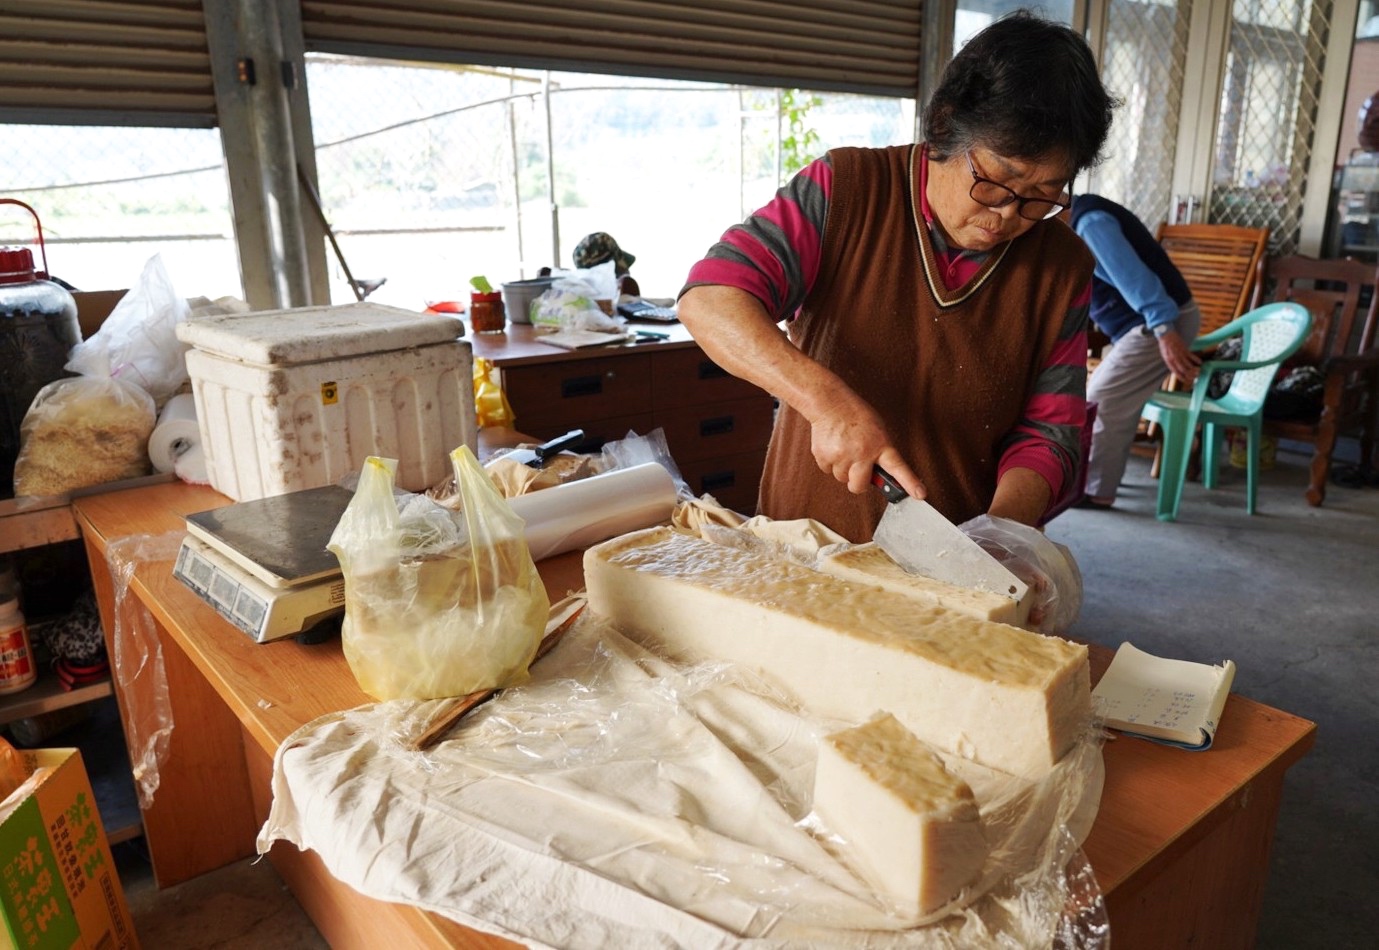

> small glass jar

[{"left": 470, "top": 291, "right": 506, "bottom": 334}]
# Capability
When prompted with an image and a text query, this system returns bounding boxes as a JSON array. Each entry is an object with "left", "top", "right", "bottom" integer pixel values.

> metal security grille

[
  {"left": 1086, "top": 0, "right": 1193, "bottom": 229},
  {"left": 303, "top": 56, "right": 914, "bottom": 307},
  {"left": 1209, "top": 0, "right": 1333, "bottom": 252},
  {"left": 0, "top": 124, "right": 236, "bottom": 296}
]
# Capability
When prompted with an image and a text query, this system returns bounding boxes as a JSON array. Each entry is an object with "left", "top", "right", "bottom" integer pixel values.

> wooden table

[{"left": 72, "top": 481, "right": 1315, "bottom": 950}]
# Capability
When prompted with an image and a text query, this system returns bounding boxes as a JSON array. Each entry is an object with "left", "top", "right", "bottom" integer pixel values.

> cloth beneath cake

[{"left": 258, "top": 609, "right": 1107, "bottom": 949}]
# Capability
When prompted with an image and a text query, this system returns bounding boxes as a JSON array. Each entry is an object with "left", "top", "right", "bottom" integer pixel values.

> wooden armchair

[
  {"left": 1156, "top": 223, "right": 1271, "bottom": 335},
  {"left": 1249, "top": 254, "right": 1379, "bottom": 506}
]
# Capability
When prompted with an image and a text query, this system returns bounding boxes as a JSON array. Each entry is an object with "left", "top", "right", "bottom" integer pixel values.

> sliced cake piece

[
  {"left": 814, "top": 713, "right": 987, "bottom": 916},
  {"left": 583, "top": 527, "right": 1090, "bottom": 778},
  {"left": 818, "top": 542, "right": 1031, "bottom": 627}
]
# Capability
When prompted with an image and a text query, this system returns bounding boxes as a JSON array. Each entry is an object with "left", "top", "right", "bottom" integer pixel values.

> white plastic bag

[
  {"left": 328, "top": 446, "right": 550, "bottom": 701},
  {"left": 531, "top": 261, "right": 626, "bottom": 332},
  {"left": 65, "top": 253, "right": 191, "bottom": 406}
]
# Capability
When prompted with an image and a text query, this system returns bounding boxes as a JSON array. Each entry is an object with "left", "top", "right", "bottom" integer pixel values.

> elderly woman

[{"left": 678, "top": 11, "right": 1115, "bottom": 543}]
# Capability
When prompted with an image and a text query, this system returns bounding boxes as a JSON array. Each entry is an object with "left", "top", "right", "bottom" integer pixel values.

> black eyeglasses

[{"left": 965, "top": 152, "right": 1072, "bottom": 221}]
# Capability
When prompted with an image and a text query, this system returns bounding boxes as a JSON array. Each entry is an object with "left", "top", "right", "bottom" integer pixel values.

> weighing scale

[{"left": 172, "top": 485, "right": 353, "bottom": 643}]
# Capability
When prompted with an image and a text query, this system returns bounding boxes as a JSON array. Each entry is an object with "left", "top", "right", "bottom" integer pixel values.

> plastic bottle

[{"left": 0, "top": 595, "right": 37, "bottom": 695}]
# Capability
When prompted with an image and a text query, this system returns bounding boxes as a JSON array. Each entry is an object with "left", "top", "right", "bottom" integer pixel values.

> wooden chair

[
  {"left": 1249, "top": 254, "right": 1379, "bottom": 506},
  {"left": 1156, "top": 223, "right": 1271, "bottom": 335}
]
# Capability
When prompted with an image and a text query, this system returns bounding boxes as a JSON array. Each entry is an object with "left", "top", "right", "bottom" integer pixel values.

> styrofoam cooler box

[{"left": 176, "top": 302, "right": 476, "bottom": 501}]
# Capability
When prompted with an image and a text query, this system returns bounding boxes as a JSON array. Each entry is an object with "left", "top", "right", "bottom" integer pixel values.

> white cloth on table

[{"left": 257, "top": 613, "right": 1104, "bottom": 949}]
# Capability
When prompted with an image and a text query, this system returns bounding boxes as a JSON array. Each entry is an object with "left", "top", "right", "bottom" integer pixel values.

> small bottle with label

[{"left": 0, "top": 595, "right": 37, "bottom": 695}]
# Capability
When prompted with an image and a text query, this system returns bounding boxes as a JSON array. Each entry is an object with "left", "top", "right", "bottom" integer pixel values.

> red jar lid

[{"left": 0, "top": 247, "right": 37, "bottom": 286}]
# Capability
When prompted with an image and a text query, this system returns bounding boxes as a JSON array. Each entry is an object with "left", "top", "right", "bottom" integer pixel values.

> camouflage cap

[{"left": 573, "top": 232, "right": 636, "bottom": 274}]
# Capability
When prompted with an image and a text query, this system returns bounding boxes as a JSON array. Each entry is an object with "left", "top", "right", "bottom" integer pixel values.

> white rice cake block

[
  {"left": 583, "top": 527, "right": 1090, "bottom": 778},
  {"left": 819, "top": 542, "right": 1031, "bottom": 628},
  {"left": 814, "top": 713, "right": 987, "bottom": 916}
]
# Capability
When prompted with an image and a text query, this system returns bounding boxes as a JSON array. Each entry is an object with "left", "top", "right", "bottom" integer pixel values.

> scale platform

[{"left": 172, "top": 485, "right": 353, "bottom": 643}]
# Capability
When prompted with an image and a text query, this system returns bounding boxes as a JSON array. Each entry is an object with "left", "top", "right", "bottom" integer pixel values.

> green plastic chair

[{"left": 1141, "top": 301, "right": 1313, "bottom": 521}]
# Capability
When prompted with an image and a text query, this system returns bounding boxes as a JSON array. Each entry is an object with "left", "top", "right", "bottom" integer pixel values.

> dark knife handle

[
  {"left": 535, "top": 429, "right": 584, "bottom": 461},
  {"left": 871, "top": 465, "right": 907, "bottom": 504}
]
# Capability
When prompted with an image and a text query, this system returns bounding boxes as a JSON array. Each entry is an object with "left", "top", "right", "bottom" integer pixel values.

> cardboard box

[
  {"left": 0, "top": 749, "right": 138, "bottom": 949},
  {"left": 70, "top": 290, "right": 128, "bottom": 341},
  {"left": 177, "top": 302, "right": 476, "bottom": 501}
]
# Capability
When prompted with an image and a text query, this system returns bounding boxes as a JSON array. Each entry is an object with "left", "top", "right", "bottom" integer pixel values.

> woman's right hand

[{"left": 808, "top": 396, "right": 927, "bottom": 499}]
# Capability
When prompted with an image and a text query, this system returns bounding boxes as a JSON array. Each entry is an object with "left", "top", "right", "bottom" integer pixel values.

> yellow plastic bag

[
  {"left": 327, "top": 445, "right": 549, "bottom": 701},
  {"left": 473, "top": 356, "right": 514, "bottom": 428}
]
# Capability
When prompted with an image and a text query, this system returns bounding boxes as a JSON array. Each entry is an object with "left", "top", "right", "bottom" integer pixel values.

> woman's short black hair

[{"left": 924, "top": 9, "right": 1116, "bottom": 173}]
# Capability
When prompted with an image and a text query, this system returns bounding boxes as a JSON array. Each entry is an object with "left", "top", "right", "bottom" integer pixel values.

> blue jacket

[{"left": 1070, "top": 194, "right": 1192, "bottom": 342}]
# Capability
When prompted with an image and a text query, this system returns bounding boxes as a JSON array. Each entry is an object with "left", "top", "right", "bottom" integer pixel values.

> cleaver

[{"left": 871, "top": 466, "right": 1029, "bottom": 602}]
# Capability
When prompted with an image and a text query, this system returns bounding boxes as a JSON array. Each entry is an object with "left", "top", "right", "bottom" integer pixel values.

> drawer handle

[
  {"left": 699, "top": 415, "right": 735, "bottom": 437},
  {"left": 701, "top": 470, "right": 737, "bottom": 491},
  {"left": 561, "top": 375, "right": 603, "bottom": 398},
  {"left": 697, "top": 360, "right": 730, "bottom": 380}
]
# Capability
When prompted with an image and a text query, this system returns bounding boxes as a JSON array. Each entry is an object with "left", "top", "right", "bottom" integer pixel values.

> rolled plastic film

[
  {"left": 145, "top": 392, "right": 208, "bottom": 483},
  {"left": 147, "top": 392, "right": 200, "bottom": 474},
  {"left": 507, "top": 462, "right": 678, "bottom": 561}
]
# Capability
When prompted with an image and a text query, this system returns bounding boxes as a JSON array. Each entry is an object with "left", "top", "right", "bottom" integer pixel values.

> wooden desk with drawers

[{"left": 468, "top": 322, "right": 775, "bottom": 516}]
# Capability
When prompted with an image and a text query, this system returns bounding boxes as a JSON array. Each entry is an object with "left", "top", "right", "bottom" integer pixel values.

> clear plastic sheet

[
  {"left": 957, "top": 515, "right": 1084, "bottom": 636},
  {"left": 598, "top": 427, "right": 693, "bottom": 500},
  {"left": 261, "top": 617, "right": 1108, "bottom": 948},
  {"left": 103, "top": 532, "right": 181, "bottom": 810}
]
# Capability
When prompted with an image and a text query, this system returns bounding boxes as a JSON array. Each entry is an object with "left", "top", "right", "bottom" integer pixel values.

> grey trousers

[{"left": 1084, "top": 300, "right": 1202, "bottom": 498}]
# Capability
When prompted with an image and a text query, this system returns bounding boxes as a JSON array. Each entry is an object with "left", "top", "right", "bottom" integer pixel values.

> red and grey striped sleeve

[
  {"left": 680, "top": 155, "right": 833, "bottom": 318},
  {"left": 997, "top": 281, "right": 1091, "bottom": 511}
]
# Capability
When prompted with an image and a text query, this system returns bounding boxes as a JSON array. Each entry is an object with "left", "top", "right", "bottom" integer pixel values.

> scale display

[{"left": 174, "top": 535, "right": 346, "bottom": 643}]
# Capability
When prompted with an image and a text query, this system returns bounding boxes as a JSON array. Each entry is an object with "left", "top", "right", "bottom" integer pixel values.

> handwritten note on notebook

[{"left": 1091, "top": 642, "right": 1236, "bottom": 750}]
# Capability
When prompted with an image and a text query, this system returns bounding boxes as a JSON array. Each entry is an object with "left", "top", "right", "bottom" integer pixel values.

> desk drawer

[
  {"left": 678, "top": 450, "right": 767, "bottom": 516},
  {"left": 515, "top": 412, "right": 656, "bottom": 455},
  {"left": 655, "top": 396, "right": 775, "bottom": 464},
  {"left": 502, "top": 355, "right": 652, "bottom": 431},
  {"left": 652, "top": 348, "right": 770, "bottom": 409}
]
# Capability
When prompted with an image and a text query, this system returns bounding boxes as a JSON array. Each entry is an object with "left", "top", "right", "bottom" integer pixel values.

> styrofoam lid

[{"left": 174, "top": 302, "right": 465, "bottom": 364}]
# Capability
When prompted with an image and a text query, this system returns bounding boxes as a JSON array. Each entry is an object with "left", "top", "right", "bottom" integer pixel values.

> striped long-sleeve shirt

[{"left": 684, "top": 149, "right": 1090, "bottom": 516}]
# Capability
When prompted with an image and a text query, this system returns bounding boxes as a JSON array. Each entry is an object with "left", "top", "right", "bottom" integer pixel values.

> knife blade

[{"left": 870, "top": 466, "right": 1029, "bottom": 602}]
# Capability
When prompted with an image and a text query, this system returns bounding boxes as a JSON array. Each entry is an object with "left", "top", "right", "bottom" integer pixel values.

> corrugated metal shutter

[
  {"left": 0, "top": 0, "right": 215, "bottom": 127},
  {"left": 300, "top": 0, "right": 924, "bottom": 98}
]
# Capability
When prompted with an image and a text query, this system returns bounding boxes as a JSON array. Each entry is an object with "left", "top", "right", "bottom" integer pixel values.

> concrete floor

[
  {"left": 110, "top": 441, "right": 1378, "bottom": 948},
  {"left": 1045, "top": 441, "right": 1379, "bottom": 949},
  {"left": 115, "top": 843, "right": 327, "bottom": 949}
]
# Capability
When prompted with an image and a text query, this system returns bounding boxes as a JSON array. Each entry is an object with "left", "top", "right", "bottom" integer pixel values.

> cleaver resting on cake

[{"left": 863, "top": 465, "right": 1031, "bottom": 619}]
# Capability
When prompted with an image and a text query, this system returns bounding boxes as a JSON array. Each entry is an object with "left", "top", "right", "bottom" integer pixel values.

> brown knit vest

[{"left": 757, "top": 144, "right": 1091, "bottom": 541}]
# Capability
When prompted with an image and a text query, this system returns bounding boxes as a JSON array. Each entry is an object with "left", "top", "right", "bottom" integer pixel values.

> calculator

[{"left": 617, "top": 299, "right": 679, "bottom": 322}]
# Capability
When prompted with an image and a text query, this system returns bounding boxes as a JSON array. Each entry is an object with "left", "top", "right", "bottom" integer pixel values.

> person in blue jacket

[{"left": 1070, "top": 195, "right": 1203, "bottom": 509}]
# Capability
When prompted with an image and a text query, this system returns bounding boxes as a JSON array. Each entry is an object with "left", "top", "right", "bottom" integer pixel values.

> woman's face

[{"left": 926, "top": 146, "right": 1074, "bottom": 252}]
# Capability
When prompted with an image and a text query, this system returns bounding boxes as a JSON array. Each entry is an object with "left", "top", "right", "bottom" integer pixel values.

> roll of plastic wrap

[
  {"left": 173, "top": 441, "right": 209, "bottom": 485},
  {"left": 507, "top": 462, "right": 679, "bottom": 561},
  {"left": 148, "top": 392, "right": 202, "bottom": 475}
]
